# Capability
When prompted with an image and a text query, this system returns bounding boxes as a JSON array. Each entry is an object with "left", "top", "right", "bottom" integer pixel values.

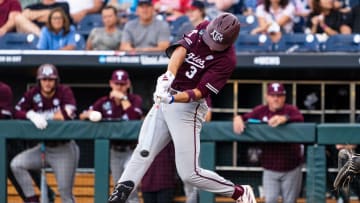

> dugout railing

[{"left": 2, "top": 120, "right": 356, "bottom": 203}]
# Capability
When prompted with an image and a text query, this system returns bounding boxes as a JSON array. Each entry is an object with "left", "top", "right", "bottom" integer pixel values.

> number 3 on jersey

[{"left": 186, "top": 65, "right": 197, "bottom": 79}]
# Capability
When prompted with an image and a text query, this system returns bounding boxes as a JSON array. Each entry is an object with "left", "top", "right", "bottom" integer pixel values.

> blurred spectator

[
  {"left": 0, "top": 0, "right": 22, "bottom": 36},
  {"left": 206, "top": 0, "right": 238, "bottom": 12},
  {"left": 79, "top": 69, "right": 143, "bottom": 203},
  {"left": 333, "top": 0, "right": 352, "bottom": 13},
  {"left": 141, "top": 142, "right": 177, "bottom": 203},
  {"left": 14, "top": 0, "right": 72, "bottom": 36},
  {"left": 306, "top": 0, "right": 352, "bottom": 35},
  {"left": 11, "top": 64, "right": 79, "bottom": 203},
  {"left": 173, "top": 0, "right": 206, "bottom": 42},
  {"left": 349, "top": 4, "right": 360, "bottom": 33},
  {"left": 56, "top": 0, "right": 103, "bottom": 23},
  {"left": 233, "top": 82, "right": 304, "bottom": 203},
  {"left": 86, "top": 5, "right": 122, "bottom": 50},
  {"left": 292, "top": 0, "right": 311, "bottom": 32},
  {"left": 223, "top": 0, "right": 253, "bottom": 15},
  {"left": 37, "top": 7, "right": 77, "bottom": 50},
  {"left": 119, "top": 0, "right": 170, "bottom": 52},
  {"left": 251, "top": 0, "right": 295, "bottom": 42},
  {"left": 153, "top": 0, "right": 191, "bottom": 22},
  {"left": 107, "top": 0, "right": 138, "bottom": 13}
]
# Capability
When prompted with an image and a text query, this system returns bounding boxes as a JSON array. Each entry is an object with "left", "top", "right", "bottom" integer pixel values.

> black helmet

[
  {"left": 36, "top": 64, "right": 59, "bottom": 80},
  {"left": 203, "top": 13, "right": 240, "bottom": 51}
]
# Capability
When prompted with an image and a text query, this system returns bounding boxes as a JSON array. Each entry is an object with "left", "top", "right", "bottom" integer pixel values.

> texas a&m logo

[
  {"left": 271, "top": 83, "right": 281, "bottom": 92},
  {"left": 210, "top": 29, "right": 223, "bottom": 42},
  {"left": 42, "top": 65, "right": 54, "bottom": 76},
  {"left": 115, "top": 71, "right": 125, "bottom": 80}
]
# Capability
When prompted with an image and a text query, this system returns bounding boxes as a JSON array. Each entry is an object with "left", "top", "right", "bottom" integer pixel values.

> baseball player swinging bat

[
  {"left": 40, "top": 143, "right": 49, "bottom": 203},
  {"left": 140, "top": 101, "right": 160, "bottom": 157}
]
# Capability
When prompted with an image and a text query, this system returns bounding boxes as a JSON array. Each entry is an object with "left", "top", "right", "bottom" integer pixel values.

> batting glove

[
  {"left": 155, "top": 71, "right": 175, "bottom": 94},
  {"left": 26, "top": 110, "right": 48, "bottom": 130},
  {"left": 154, "top": 92, "right": 174, "bottom": 104}
]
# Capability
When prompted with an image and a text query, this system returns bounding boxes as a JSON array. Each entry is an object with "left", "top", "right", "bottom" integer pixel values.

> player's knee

[
  {"left": 10, "top": 157, "right": 22, "bottom": 171},
  {"left": 179, "top": 172, "right": 197, "bottom": 185}
]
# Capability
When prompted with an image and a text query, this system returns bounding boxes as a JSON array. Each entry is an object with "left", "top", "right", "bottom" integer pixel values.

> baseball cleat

[
  {"left": 236, "top": 185, "right": 257, "bottom": 203},
  {"left": 108, "top": 181, "right": 134, "bottom": 203}
]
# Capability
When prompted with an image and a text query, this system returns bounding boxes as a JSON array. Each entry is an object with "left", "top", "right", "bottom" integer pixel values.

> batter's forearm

[
  {"left": 173, "top": 89, "right": 202, "bottom": 103},
  {"left": 167, "top": 46, "right": 187, "bottom": 76}
]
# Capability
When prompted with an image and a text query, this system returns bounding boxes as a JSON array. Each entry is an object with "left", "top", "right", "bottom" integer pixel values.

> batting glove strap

[{"left": 169, "top": 95, "right": 175, "bottom": 104}]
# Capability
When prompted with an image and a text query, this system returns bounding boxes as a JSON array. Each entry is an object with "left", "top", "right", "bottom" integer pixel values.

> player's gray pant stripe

[{"left": 191, "top": 103, "right": 234, "bottom": 187}]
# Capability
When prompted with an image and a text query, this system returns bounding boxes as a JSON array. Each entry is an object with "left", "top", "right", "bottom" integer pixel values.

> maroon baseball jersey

[
  {"left": 89, "top": 94, "right": 143, "bottom": 120},
  {"left": 0, "top": 82, "right": 13, "bottom": 119},
  {"left": 169, "top": 21, "right": 236, "bottom": 98},
  {"left": 242, "top": 104, "right": 304, "bottom": 171},
  {"left": 14, "top": 85, "right": 77, "bottom": 120}
]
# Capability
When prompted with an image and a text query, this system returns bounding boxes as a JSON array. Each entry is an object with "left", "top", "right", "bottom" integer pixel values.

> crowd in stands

[{"left": 1, "top": 0, "right": 360, "bottom": 51}]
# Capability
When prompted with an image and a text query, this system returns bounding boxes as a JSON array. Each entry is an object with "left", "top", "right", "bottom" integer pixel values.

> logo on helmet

[
  {"left": 210, "top": 29, "right": 223, "bottom": 42},
  {"left": 42, "top": 65, "right": 55, "bottom": 76}
]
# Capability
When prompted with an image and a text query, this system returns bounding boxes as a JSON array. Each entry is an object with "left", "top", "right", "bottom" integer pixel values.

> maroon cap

[
  {"left": 111, "top": 69, "right": 129, "bottom": 84},
  {"left": 267, "top": 82, "right": 286, "bottom": 95},
  {"left": 203, "top": 13, "right": 240, "bottom": 51}
]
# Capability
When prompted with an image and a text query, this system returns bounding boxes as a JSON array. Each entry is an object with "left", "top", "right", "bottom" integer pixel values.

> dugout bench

[{"left": 1, "top": 120, "right": 348, "bottom": 203}]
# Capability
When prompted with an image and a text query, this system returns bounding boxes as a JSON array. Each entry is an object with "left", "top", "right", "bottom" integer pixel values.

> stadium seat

[
  {"left": 322, "top": 34, "right": 360, "bottom": 52},
  {"left": 0, "top": 33, "right": 38, "bottom": 50},
  {"left": 237, "top": 15, "right": 258, "bottom": 34},
  {"left": 74, "top": 33, "right": 86, "bottom": 50},
  {"left": 273, "top": 33, "right": 320, "bottom": 52},
  {"left": 235, "top": 34, "right": 272, "bottom": 52},
  {"left": 77, "top": 14, "right": 103, "bottom": 37}
]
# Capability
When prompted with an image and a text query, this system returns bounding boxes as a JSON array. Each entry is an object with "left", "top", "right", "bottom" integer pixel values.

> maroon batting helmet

[
  {"left": 36, "top": 64, "right": 59, "bottom": 80},
  {"left": 203, "top": 13, "right": 240, "bottom": 51}
]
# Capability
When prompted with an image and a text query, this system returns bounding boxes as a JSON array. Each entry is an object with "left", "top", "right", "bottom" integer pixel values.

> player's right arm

[{"left": 167, "top": 46, "right": 186, "bottom": 76}]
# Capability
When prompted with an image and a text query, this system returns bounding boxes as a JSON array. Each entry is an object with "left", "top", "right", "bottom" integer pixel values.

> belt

[{"left": 44, "top": 141, "right": 70, "bottom": 147}]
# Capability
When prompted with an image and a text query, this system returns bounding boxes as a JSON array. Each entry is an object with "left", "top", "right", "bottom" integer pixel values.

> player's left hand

[
  {"left": 154, "top": 92, "right": 174, "bottom": 104},
  {"left": 268, "top": 115, "right": 287, "bottom": 127}
]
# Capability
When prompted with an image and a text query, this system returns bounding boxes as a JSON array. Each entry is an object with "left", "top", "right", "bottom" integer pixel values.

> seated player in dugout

[
  {"left": 10, "top": 64, "right": 79, "bottom": 203},
  {"left": 80, "top": 69, "right": 143, "bottom": 203}
]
